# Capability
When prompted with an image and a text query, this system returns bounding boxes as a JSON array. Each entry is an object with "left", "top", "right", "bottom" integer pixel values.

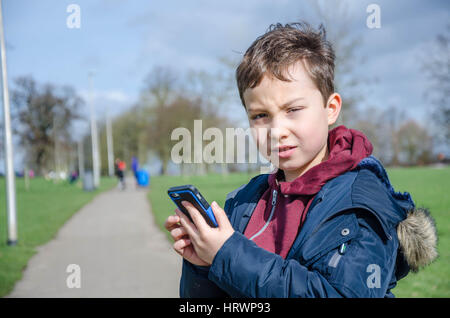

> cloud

[
  {"left": 79, "top": 88, "right": 130, "bottom": 103},
  {"left": 78, "top": 88, "right": 136, "bottom": 121}
]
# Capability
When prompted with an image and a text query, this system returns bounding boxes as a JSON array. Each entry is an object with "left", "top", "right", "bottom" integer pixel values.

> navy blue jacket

[{"left": 179, "top": 156, "right": 415, "bottom": 298}]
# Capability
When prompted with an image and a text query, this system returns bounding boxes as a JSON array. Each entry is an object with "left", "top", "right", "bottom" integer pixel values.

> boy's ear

[{"left": 326, "top": 93, "right": 342, "bottom": 126}]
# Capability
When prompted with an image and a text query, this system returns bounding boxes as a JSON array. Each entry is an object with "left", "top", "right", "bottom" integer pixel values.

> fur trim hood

[
  {"left": 397, "top": 207, "right": 438, "bottom": 273},
  {"left": 357, "top": 156, "right": 438, "bottom": 279}
]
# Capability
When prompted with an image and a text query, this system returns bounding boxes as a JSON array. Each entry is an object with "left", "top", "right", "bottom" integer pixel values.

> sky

[{"left": 1, "top": 0, "right": 449, "bottom": 170}]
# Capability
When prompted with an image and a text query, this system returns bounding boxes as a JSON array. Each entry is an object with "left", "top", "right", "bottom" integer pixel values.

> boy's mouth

[
  {"left": 274, "top": 145, "right": 297, "bottom": 152},
  {"left": 273, "top": 145, "right": 297, "bottom": 158}
]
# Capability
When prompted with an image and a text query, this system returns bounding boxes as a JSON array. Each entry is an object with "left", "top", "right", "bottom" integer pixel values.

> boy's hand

[
  {"left": 176, "top": 200, "right": 234, "bottom": 265},
  {"left": 164, "top": 213, "right": 209, "bottom": 266}
]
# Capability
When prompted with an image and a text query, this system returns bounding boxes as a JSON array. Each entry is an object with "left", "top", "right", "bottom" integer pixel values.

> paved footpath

[{"left": 7, "top": 178, "right": 182, "bottom": 298}]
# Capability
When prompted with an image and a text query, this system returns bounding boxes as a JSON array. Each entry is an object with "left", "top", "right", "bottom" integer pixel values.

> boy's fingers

[
  {"left": 164, "top": 216, "right": 175, "bottom": 230},
  {"left": 173, "top": 208, "right": 182, "bottom": 218},
  {"left": 164, "top": 215, "right": 180, "bottom": 231},
  {"left": 181, "top": 201, "right": 209, "bottom": 229},
  {"left": 175, "top": 208, "right": 199, "bottom": 239},
  {"left": 173, "top": 238, "right": 191, "bottom": 254},
  {"left": 170, "top": 227, "right": 188, "bottom": 241},
  {"left": 173, "top": 246, "right": 183, "bottom": 257}
]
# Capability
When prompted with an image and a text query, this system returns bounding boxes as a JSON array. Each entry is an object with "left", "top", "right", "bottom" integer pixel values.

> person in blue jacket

[{"left": 164, "top": 22, "right": 438, "bottom": 298}]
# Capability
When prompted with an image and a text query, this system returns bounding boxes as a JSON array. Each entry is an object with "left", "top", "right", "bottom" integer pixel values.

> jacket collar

[{"left": 230, "top": 156, "right": 414, "bottom": 253}]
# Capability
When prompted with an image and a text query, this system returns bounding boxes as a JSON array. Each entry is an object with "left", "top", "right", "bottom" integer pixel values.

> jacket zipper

[{"left": 249, "top": 189, "right": 278, "bottom": 241}]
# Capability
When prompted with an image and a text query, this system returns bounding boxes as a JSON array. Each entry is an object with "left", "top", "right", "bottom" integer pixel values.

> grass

[
  {"left": 148, "top": 166, "right": 450, "bottom": 298},
  {"left": 0, "top": 176, "right": 116, "bottom": 297},
  {"left": 386, "top": 166, "right": 450, "bottom": 297}
]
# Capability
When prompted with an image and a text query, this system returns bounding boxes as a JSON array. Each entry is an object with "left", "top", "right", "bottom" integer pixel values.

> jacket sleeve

[
  {"left": 179, "top": 260, "right": 229, "bottom": 297},
  {"left": 207, "top": 211, "right": 398, "bottom": 298},
  {"left": 179, "top": 186, "right": 243, "bottom": 298}
]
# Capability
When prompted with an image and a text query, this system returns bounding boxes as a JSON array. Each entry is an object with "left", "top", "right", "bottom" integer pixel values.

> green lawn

[
  {"left": 0, "top": 176, "right": 116, "bottom": 297},
  {"left": 386, "top": 167, "right": 450, "bottom": 297},
  {"left": 148, "top": 167, "right": 450, "bottom": 298}
]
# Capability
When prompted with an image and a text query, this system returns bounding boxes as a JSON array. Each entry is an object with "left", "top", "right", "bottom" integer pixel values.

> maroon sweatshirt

[{"left": 243, "top": 125, "right": 374, "bottom": 259}]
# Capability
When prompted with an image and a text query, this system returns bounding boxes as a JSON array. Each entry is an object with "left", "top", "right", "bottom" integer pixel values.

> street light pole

[
  {"left": 106, "top": 108, "right": 114, "bottom": 177},
  {"left": 77, "top": 139, "right": 84, "bottom": 181},
  {"left": 88, "top": 71, "right": 100, "bottom": 188},
  {"left": 0, "top": 0, "right": 18, "bottom": 246}
]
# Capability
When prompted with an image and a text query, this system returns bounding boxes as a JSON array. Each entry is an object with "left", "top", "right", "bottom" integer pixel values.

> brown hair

[{"left": 236, "top": 22, "right": 335, "bottom": 108}]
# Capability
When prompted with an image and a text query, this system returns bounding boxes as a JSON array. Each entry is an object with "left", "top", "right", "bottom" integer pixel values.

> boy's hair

[{"left": 236, "top": 22, "right": 335, "bottom": 108}]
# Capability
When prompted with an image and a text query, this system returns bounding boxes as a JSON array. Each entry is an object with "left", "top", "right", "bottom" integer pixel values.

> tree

[
  {"left": 181, "top": 69, "right": 238, "bottom": 175},
  {"left": 141, "top": 66, "right": 178, "bottom": 109},
  {"left": 352, "top": 107, "right": 388, "bottom": 164},
  {"left": 138, "top": 66, "right": 235, "bottom": 175},
  {"left": 308, "top": 0, "right": 370, "bottom": 128},
  {"left": 382, "top": 105, "right": 406, "bottom": 166},
  {"left": 11, "top": 76, "right": 83, "bottom": 175},
  {"left": 422, "top": 24, "right": 450, "bottom": 151},
  {"left": 397, "top": 120, "right": 434, "bottom": 166},
  {"left": 138, "top": 66, "right": 179, "bottom": 174},
  {"left": 98, "top": 105, "right": 145, "bottom": 174},
  {"left": 351, "top": 105, "right": 435, "bottom": 166}
]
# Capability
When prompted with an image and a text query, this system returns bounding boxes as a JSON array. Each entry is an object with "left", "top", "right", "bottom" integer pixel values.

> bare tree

[
  {"left": 354, "top": 104, "right": 435, "bottom": 166},
  {"left": 383, "top": 105, "right": 407, "bottom": 166},
  {"left": 307, "top": 0, "right": 370, "bottom": 128},
  {"left": 181, "top": 68, "right": 239, "bottom": 174},
  {"left": 97, "top": 104, "right": 146, "bottom": 174},
  {"left": 136, "top": 66, "right": 178, "bottom": 174},
  {"left": 397, "top": 119, "right": 434, "bottom": 166},
  {"left": 136, "top": 65, "right": 237, "bottom": 175},
  {"left": 422, "top": 24, "right": 450, "bottom": 151},
  {"left": 11, "top": 76, "right": 82, "bottom": 175},
  {"left": 142, "top": 66, "right": 178, "bottom": 109}
]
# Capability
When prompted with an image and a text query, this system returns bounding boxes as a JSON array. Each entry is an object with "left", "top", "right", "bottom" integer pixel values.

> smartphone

[{"left": 167, "top": 185, "right": 218, "bottom": 228}]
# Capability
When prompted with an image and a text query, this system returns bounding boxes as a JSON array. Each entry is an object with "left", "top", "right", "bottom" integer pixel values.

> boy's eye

[
  {"left": 287, "top": 107, "right": 304, "bottom": 113},
  {"left": 250, "top": 107, "right": 304, "bottom": 120},
  {"left": 251, "top": 113, "right": 266, "bottom": 120}
]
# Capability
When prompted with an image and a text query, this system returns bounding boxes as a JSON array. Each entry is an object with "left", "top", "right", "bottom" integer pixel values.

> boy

[{"left": 164, "top": 22, "right": 438, "bottom": 297}]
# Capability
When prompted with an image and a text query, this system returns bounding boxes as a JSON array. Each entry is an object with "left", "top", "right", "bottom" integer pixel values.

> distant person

[
  {"left": 114, "top": 158, "right": 126, "bottom": 190},
  {"left": 119, "top": 160, "right": 126, "bottom": 172},
  {"left": 131, "top": 156, "right": 139, "bottom": 183},
  {"left": 69, "top": 170, "right": 78, "bottom": 184}
]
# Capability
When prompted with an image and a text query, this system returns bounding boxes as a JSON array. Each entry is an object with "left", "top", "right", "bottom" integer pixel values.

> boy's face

[{"left": 243, "top": 61, "right": 341, "bottom": 181}]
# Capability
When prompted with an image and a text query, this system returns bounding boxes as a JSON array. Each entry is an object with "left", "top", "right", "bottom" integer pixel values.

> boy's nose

[
  {"left": 269, "top": 124, "right": 290, "bottom": 144},
  {"left": 271, "top": 115, "right": 289, "bottom": 133}
]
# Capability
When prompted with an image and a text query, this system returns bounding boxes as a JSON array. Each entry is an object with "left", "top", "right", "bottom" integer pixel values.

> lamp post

[
  {"left": 88, "top": 71, "right": 100, "bottom": 188},
  {"left": 77, "top": 139, "right": 84, "bottom": 181},
  {"left": 0, "top": 0, "right": 17, "bottom": 246},
  {"left": 106, "top": 108, "right": 114, "bottom": 177}
]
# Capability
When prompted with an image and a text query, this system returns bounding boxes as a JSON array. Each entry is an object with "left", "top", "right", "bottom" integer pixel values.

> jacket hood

[
  {"left": 356, "top": 156, "right": 438, "bottom": 277},
  {"left": 397, "top": 207, "right": 438, "bottom": 273}
]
